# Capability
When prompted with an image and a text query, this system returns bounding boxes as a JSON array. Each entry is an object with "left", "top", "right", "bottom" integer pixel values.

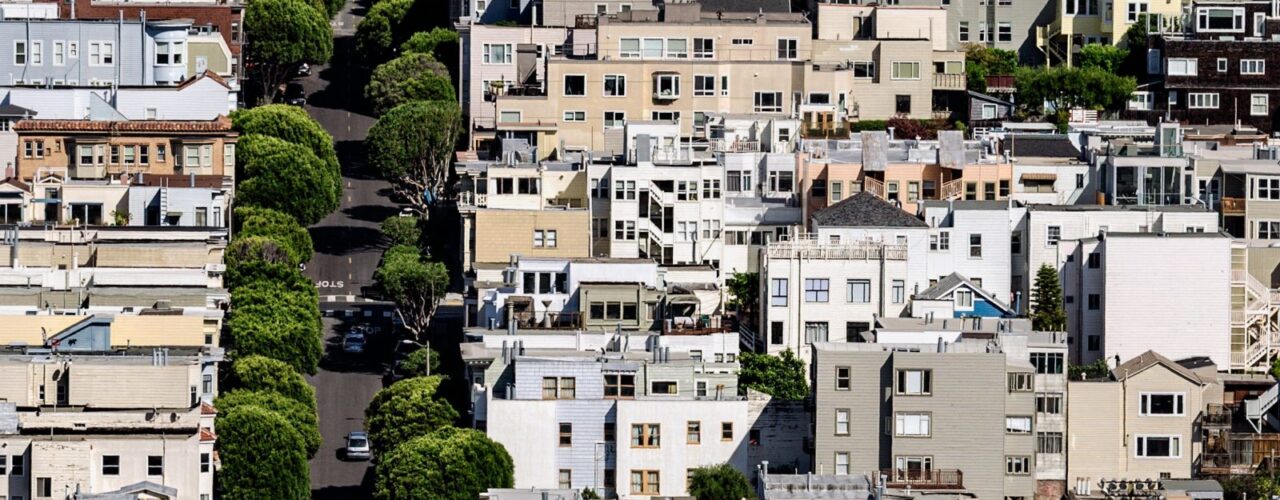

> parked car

[
  {"left": 297, "top": 63, "right": 311, "bottom": 76},
  {"left": 342, "top": 332, "right": 366, "bottom": 354},
  {"left": 283, "top": 83, "right": 306, "bottom": 106},
  {"left": 345, "top": 431, "right": 371, "bottom": 460}
]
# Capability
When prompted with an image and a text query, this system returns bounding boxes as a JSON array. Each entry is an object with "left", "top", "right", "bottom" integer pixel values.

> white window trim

[
  {"left": 891, "top": 61, "right": 922, "bottom": 80},
  {"left": 1188, "top": 92, "right": 1220, "bottom": 109},
  {"left": 562, "top": 73, "right": 587, "bottom": 97},
  {"left": 1252, "top": 94, "right": 1270, "bottom": 116},
  {"left": 88, "top": 41, "right": 115, "bottom": 67},
  {"left": 562, "top": 110, "right": 586, "bottom": 122},
  {"left": 1166, "top": 58, "right": 1198, "bottom": 76},
  {"left": 482, "top": 43, "right": 513, "bottom": 65},
  {"left": 29, "top": 41, "right": 42, "bottom": 66},
  {"left": 603, "top": 74, "right": 627, "bottom": 97},
  {"left": 13, "top": 40, "right": 26, "bottom": 66},
  {"left": 1197, "top": 6, "right": 1245, "bottom": 33},
  {"left": 52, "top": 40, "right": 66, "bottom": 66},
  {"left": 1138, "top": 392, "right": 1186, "bottom": 416},
  {"left": 1134, "top": 434, "right": 1183, "bottom": 459},
  {"left": 1241, "top": 59, "right": 1266, "bottom": 75}
]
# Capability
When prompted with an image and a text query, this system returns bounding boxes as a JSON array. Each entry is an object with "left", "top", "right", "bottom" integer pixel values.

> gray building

[
  {"left": 1, "top": 17, "right": 192, "bottom": 87},
  {"left": 811, "top": 328, "right": 1042, "bottom": 500}
]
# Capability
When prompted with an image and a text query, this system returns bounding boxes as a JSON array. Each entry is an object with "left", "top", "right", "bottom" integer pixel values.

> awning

[{"left": 1020, "top": 173, "right": 1057, "bottom": 182}]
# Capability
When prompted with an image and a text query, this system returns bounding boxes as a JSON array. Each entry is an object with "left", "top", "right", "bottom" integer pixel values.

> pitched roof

[
  {"left": 811, "top": 191, "right": 927, "bottom": 228},
  {"left": 1006, "top": 134, "right": 1080, "bottom": 159},
  {"left": 967, "top": 90, "right": 1014, "bottom": 106},
  {"left": 0, "top": 103, "right": 35, "bottom": 117},
  {"left": 176, "top": 69, "right": 231, "bottom": 90},
  {"left": 915, "top": 272, "right": 1013, "bottom": 312},
  {"left": 1113, "top": 350, "right": 1205, "bottom": 385},
  {"left": 14, "top": 115, "right": 233, "bottom": 134}
]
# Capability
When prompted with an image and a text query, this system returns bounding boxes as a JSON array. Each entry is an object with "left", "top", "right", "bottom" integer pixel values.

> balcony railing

[
  {"left": 508, "top": 311, "right": 583, "bottom": 330},
  {"left": 985, "top": 75, "right": 1016, "bottom": 92},
  {"left": 932, "top": 73, "right": 967, "bottom": 91},
  {"left": 1222, "top": 197, "right": 1246, "bottom": 215},
  {"left": 662, "top": 315, "right": 732, "bottom": 335},
  {"left": 881, "top": 469, "right": 964, "bottom": 490}
]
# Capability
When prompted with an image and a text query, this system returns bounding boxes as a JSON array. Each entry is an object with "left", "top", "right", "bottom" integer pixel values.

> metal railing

[
  {"left": 508, "top": 311, "right": 583, "bottom": 330},
  {"left": 662, "top": 315, "right": 732, "bottom": 335},
  {"left": 765, "top": 237, "right": 909, "bottom": 261},
  {"left": 881, "top": 469, "right": 964, "bottom": 489}
]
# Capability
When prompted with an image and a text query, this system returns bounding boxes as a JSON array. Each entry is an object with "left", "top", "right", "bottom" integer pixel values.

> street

[{"left": 295, "top": 0, "right": 393, "bottom": 496}]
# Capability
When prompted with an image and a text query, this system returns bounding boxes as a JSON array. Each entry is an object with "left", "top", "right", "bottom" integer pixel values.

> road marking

[
  {"left": 347, "top": 181, "right": 352, "bottom": 188},
  {"left": 348, "top": 257, "right": 353, "bottom": 264},
  {"left": 346, "top": 294, "right": 356, "bottom": 302},
  {"left": 347, "top": 195, "right": 352, "bottom": 203},
  {"left": 344, "top": 310, "right": 355, "bottom": 317}
]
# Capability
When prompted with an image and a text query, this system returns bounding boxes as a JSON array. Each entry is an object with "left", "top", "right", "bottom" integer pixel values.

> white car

[{"left": 345, "top": 431, "right": 371, "bottom": 460}]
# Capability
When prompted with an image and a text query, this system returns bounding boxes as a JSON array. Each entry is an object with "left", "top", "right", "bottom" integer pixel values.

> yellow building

[{"left": 1037, "top": 0, "right": 1182, "bottom": 65}]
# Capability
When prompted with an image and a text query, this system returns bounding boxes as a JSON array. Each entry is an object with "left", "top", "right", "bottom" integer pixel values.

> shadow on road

[
  {"left": 342, "top": 204, "right": 401, "bottom": 224},
  {"left": 308, "top": 36, "right": 373, "bottom": 115},
  {"left": 309, "top": 226, "right": 385, "bottom": 256},
  {"left": 312, "top": 468, "right": 376, "bottom": 500},
  {"left": 320, "top": 312, "right": 396, "bottom": 375}
]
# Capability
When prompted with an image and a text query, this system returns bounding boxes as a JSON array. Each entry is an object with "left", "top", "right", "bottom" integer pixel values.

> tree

[
  {"left": 965, "top": 46, "right": 1018, "bottom": 93},
  {"left": 401, "top": 28, "right": 460, "bottom": 58},
  {"left": 217, "top": 405, "right": 311, "bottom": 500},
  {"left": 365, "top": 53, "right": 455, "bottom": 115},
  {"left": 364, "top": 375, "right": 459, "bottom": 457},
  {"left": 1031, "top": 264, "right": 1067, "bottom": 331},
  {"left": 1079, "top": 44, "right": 1129, "bottom": 73},
  {"left": 738, "top": 349, "right": 809, "bottom": 400},
  {"left": 1069, "top": 359, "right": 1112, "bottom": 380},
  {"left": 399, "top": 347, "right": 440, "bottom": 377},
  {"left": 235, "top": 206, "right": 315, "bottom": 265},
  {"left": 373, "top": 427, "right": 514, "bottom": 500},
  {"left": 226, "top": 236, "right": 298, "bottom": 271},
  {"left": 355, "top": 0, "right": 412, "bottom": 62},
  {"left": 375, "top": 245, "right": 450, "bottom": 342},
  {"left": 226, "top": 258, "right": 315, "bottom": 294},
  {"left": 237, "top": 134, "right": 341, "bottom": 226},
  {"left": 227, "top": 300, "right": 324, "bottom": 375},
  {"left": 725, "top": 272, "right": 758, "bottom": 329},
  {"left": 688, "top": 463, "right": 754, "bottom": 500},
  {"left": 232, "top": 105, "right": 342, "bottom": 201},
  {"left": 1015, "top": 66, "right": 1137, "bottom": 115},
  {"left": 244, "top": 0, "right": 332, "bottom": 104},
  {"left": 227, "top": 355, "right": 318, "bottom": 409},
  {"left": 366, "top": 100, "right": 463, "bottom": 212},
  {"left": 217, "top": 390, "right": 321, "bottom": 457},
  {"left": 1121, "top": 13, "right": 1157, "bottom": 76},
  {"left": 381, "top": 216, "right": 422, "bottom": 247}
]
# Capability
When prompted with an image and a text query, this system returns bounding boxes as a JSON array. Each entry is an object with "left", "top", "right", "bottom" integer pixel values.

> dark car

[{"left": 284, "top": 83, "right": 306, "bottom": 106}]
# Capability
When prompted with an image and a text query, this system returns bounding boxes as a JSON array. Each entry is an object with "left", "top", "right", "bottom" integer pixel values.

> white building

[
  {"left": 1003, "top": 134, "right": 1094, "bottom": 206},
  {"left": 918, "top": 200, "right": 1023, "bottom": 306}
]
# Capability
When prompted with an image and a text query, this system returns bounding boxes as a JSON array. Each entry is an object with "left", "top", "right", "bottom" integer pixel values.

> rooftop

[
  {"left": 15, "top": 115, "right": 234, "bottom": 134},
  {"left": 812, "top": 191, "right": 927, "bottom": 228},
  {"left": 918, "top": 199, "right": 1015, "bottom": 211},
  {"left": 1005, "top": 134, "right": 1081, "bottom": 159},
  {"left": 1027, "top": 204, "right": 1210, "bottom": 213}
]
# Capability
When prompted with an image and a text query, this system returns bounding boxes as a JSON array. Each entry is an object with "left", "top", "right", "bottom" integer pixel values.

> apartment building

[
  {"left": 810, "top": 334, "right": 1041, "bottom": 500},
  {"left": 757, "top": 238, "right": 909, "bottom": 364},
  {"left": 1209, "top": 158, "right": 1280, "bottom": 239},
  {"left": 1124, "top": 0, "right": 1280, "bottom": 133},
  {"left": 1, "top": 17, "right": 194, "bottom": 87},
  {"left": 1062, "top": 232, "right": 1231, "bottom": 367},
  {"left": 912, "top": 273, "right": 1018, "bottom": 318},
  {"left": 14, "top": 117, "right": 236, "bottom": 184},
  {"left": 1004, "top": 134, "right": 1094, "bottom": 206},
  {"left": 471, "top": 348, "right": 746, "bottom": 499},
  {"left": 7, "top": 168, "right": 230, "bottom": 226},
  {"left": 1036, "top": 0, "right": 1182, "bottom": 66},
  {"left": 1066, "top": 351, "right": 1221, "bottom": 495}
]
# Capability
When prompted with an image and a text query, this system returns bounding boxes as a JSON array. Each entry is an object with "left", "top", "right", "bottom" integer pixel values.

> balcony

[
  {"left": 1222, "top": 197, "right": 1246, "bottom": 215},
  {"left": 881, "top": 469, "right": 964, "bottom": 490},
  {"left": 507, "top": 310, "right": 584, "bottom": 330},
  {"left": 661, "top": 315, "right": 732, "bottom": 336},
  {"left": 986, "top": 75, "right": 1016, "bottom": 93},
  {"left": 1202, "top": 404, "right": 1233, "bottom": 428},
  {"left": 932, "top": 73, "right": 967, "bottom": 91}
]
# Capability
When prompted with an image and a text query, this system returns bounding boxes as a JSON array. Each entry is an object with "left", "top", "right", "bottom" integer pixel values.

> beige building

[
  {"left": 14, "top": 117, "right": 237, "bottom": 182},
  {"left": 1066, "top": 351, "right": 1221, "bottom": 495}
]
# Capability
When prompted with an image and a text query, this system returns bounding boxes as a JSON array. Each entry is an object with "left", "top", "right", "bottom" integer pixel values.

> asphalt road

[{"left": 297, "top": 0, "right": 396, "bottom": 496}]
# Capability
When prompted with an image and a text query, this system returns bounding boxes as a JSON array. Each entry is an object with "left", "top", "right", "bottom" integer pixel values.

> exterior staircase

[
  {"left": 1231, "top": 263, "right": 1280, "bottom": 371},
  {"left": 1245, "top": 382, "right": 1280, "bottom": 433}
]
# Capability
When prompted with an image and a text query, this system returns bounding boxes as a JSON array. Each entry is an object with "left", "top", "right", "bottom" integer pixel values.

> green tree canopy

[
  {"left": 739, "top": 349, "right": 809, "bottom": 400},
  {"left": 365, "top": 375, "right": 459, "bottom": 456},
  {"left": 217, "top": 390, "right": 321, "bottom": 457},
  {"left": 366, "top": 100, "right": 462, "bottom": 211},
  {"left": 232, "top": 105, "right": 342, "bottom": 200},
  {"left": 226, "top": 258, "right": 315, "bottom": 293},
  {"left": 225, "top": 236, "right": 298, "bottom": 270},
  {"left": 725, "top": 272, "right": 758, "bottom": 328},
  {"left": 227, "top": 355, "right": 318, "bottom": 408},
  {"left": 399, "top": 347, "right": 440, "bottom": 377},
  {"left": 400, "top": 28, "right": 460, "bottom": 58},
  {"left": 235, "top": 205, "right": 315, "bottom": 265},
  {"left": 1032, "top": 264, "right": 1067, "bottom": 331},
  {"left": 688, "top": 463, "right": 754, "bottom": 500},
  {"left": 1079, "top": 44, "right": 1129, "bottom": 73},
  {"left": 217, "top": 405, "right": 311, "bottom": 500},
  {"left": 1015, "top": 66, "right": 1137, "bottom": 115},
  {"left": 237, "top": 134, "right": 341, "bottom": 226},
  {"left": 373, "top": 427, "right": 514, "bottom": 500},
  {"left": 228, "top": 300, "right": 323, "bottom": 375},
  {"left": 381, "top": 215, "right": 422, "bottom": 247},
  {"left": 244, "top": 0, "right": 332, "bottom": 104},
  {"left": 232, "top": 282, "right": 320, "bottom": 323},
  {"left": 965, "top": 46, "right": 1018, "bottom": 93},
  {"left": 355, "top": 0, "right": 412, "bottom": 62},
  {"left": 1069, "top": 359, "right": 1113, "bottom": 381},
  {"left": 375, "top": 244, "right": 450, "bottom": 341},
  {"left": 365, "top": 53, "right": 455, "bottom": 115}
]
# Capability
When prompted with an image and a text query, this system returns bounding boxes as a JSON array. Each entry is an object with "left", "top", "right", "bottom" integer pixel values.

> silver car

[{"left": 345, "top": 431, "right": 371, "bottom": 460}]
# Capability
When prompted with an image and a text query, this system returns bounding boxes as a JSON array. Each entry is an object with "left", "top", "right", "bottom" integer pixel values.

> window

[
  {"left": 604, "top": 111, "right": 626, "bottom": 128},
  {"left": 954, "top": 290, "right": 974, "bottom": 309},
  {"left": 702, "top": 179, "right": 721, "bottom": 199},
  {"left": 605, "top": 374, "right": 636, "bottom": 398},
  {"left": 483, "top": 43, "right": 512, "bottom": 64},
  {"left": 959, "top": 21, "right": 970, "bottom": 42},
  {"left": 754, "top": 92, "right": 783, "bottom": 113},
  {"left": 613, "top": 220, "right": 635, "bottom": 240},
  {"left": 891, "top": 61, "right": 921, "bottom": 80},
  {"left": 1136, "top": 435, "right": 1181, "bottom": 458},
  {"left": 969, "top": 234, "right": 982, "bottom": 258},
  {"left": 1037, "top": 393, "right": 1064, "bottom": 414},
  {"left": 895, "top": 95, "right": 912, "bottom": 114},
  {"left": 614, "top": 180, "right": 636, "bottom": 199},
  {"left": 559, "top": 469, "right": 573, "bottom": 489},
  {"left": 102, "top": 455, "right": 120, "bottom": 475},
  {"left": 1140, "top": 393, "right": 1185, "bottom": 416},
  {"left": 156, "top": 40, "right": 184, "bottom": 65},
  {"left": 835, "top": 409, "right": 851, "bottom": 435},
  {"left": 720, "top": 75, "right": 730, "bottom": 96},
  {"left": 560, "top": 423, "right": 573, "bottom": 446},
  {"left": 563, "top": 75, "right": 586, "bottom": 96},
  {"left": 148, "top": 455, "right": 163, "bottom": 475},
  {"left": 997, "top": 22, "right": 1012, "bottom": 41},
  {"left": 896, "top": 369, "right": 932, "bottom": 395},
  {"left": 1166, "top": 58, "right": 1197, "bottom": 76},
  {"left": 768, "top": 171, "right": 794, "bottom": 192},
  {"left": 891, "top": 280, "right": 905, "bottom": 304},
  {"left": 1129, "top": 91, "right": 1154, "bottom": 111},
  {"left": 666, "top": 38, "right": 688, "bottom": 58},
  {"left": 1087, "top": 294, "right": 1101, "bottom": 310},
  {"left": 929, "top": 231, "right": 949, "bottom": 251},
  {"left": 14, "top": 40, "right": 26, "bottom": 65},
  {"left": 1031, "top": 352, "right": 1064, "bottom": 374},
  {"left": 542, "top": 377, "right": 576, "bottom": 399},
  {"left": 1126, "top": 1, "right": 1147, "bottom": 22},
  {"left": 770, "top": 278, "right": 788, "bottom": 306},
  {"left": 693, "top": 38, "right": 714, "bottom": 58},
  {"left": 562, "top": 111, "right": 585, "bottom": 122},
  {"left": 846, "top": 279, "right": 871, "bottom": 303},
  {"left": 835, "top": 367, "right": 851, "bottom": 390},
  {"left": 1257, "top": 178, "right": 1280, "bottom": 200},
  {"left": 721, "top": 422, "right": 734, "bottom": 441},
  {"left": 1242, "top": 59, "right": 1266, "bottom": 75},
  {"left": 11, "top": 455, "right": 22, "bottom": 476},
  {"left": 631, "top": 424, "right": 660, "bottom": 447},
  {"left": 1046, "top": 226, "right": 1061, "bottom": 246},
  {"left": 604, "top": 75, "right": 626, "bottom": 96},
  {"left": 654, "top": 74, "right": 680, "bottom": 98},
  {"left": 776, "top": 39, "right": 797, "bottom": 60},
  {"left": 29, "top": 41, "right": 42, "bottom": 65},
  {"left": 1006, "top": 416, "right": 1032, "bottom": 434},
  {"left": 200, "top": 452, "right": 211, "bottom": 473},
  {"left": 1006, "top": 456, "right": 1031, "bottom": 475},
  {"left": 805, "top": 322, "right": 829, "bottom": 344},
  {"left": 631, "top": 470, "right": 660, "bottom": 494},
  {"left": 1197, "top": 7, "right": 1244, "bottom": 31},
  {"left": 1087, "top": 252, "right": 1101, "bottom": 269},
  {"left": 651, "top": 111, "right": 680, "bottom": 121},
  {"left": 805, "top": 278, "right": 830, "bottom": 302},
  {"left": 1253, "top": 94, "right": 1270, "bottom": 116},
  {"left": 651, "top": 381, "right": 678, "bottom": 394},
  {"left": 853, "top": 61, "right": 875, "bottom": 79},
  {"left": 1189, "top": 92, "right": 1219, "bottom": 109},
  {"left": 1008, "top": 373, "right": 1034, "bottom": 392},
  {"left": 1038, "top": 431, "right": 1064, "bottom": 453},
  {"left": 694, "top": 75, "right": 715, "bottom": 96},
  {"left": 620, "top": 38, "right": 641, "bottom": 58},
  {"left": 895, "top": 412, "right": 931, "bottom": 436},
  {"left": 687, "top": 421, "right": 701, "bottom": 444},
  {"left": 770, "top": 321, "right": 784, "bottom": 344},
  {"left": 835, "top": 452, "right": 850, "bottom": 475},
  {"left": 1260, "top": 221, "right": 1280, "bottom": 239}
]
